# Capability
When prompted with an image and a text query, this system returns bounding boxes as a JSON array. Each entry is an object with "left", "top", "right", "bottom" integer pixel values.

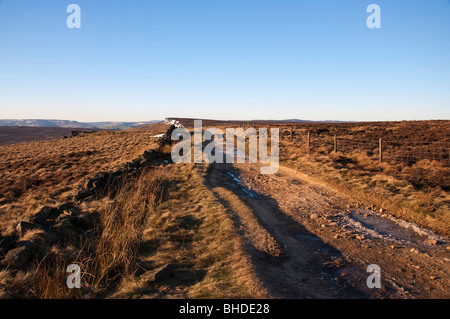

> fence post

[
  {"left": 334, "top": 135, "right": 337, "bottom": 153},
  {"left": 290, "top": 127, "right": 293, "bottom": 142},
  {"left": 307, "top": 131, "right": 310, "bottom": 148},
  {"left": 379, "top": 138, "right": 383, "bottom": 163}
]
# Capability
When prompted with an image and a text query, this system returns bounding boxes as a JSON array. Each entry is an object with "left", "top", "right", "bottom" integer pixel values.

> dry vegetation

[
  {"left": 161, "top": 119, "right": 449, "bottom": 236},
  {"left": 110, "top": 163, "right": 265, "bottom": 299},
  {"left": 1, "top": 119, "right": 449, "bottom": 299},
  {"left": 0, "top": 129, "right": 266, "bottom": 298},
  {"left": 0, "top": 127, "right": 100, "bottom": 146},
  {"left": 0, "top": 130, "right": 158, "bottom": 233},
  {"left": 0, "top": 168, "right": 166, "bottom": 298},
  {"left": 276, "top": 120, "right": 450, "bottom": 237}
]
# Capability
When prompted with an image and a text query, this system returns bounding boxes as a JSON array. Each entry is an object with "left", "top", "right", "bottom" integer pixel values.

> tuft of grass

[
  {"left": 87, "top": 168, "right": 167, "bottom": 295},
  {"left": 23, "top": 167, "right": 169, "bottom": 299}
]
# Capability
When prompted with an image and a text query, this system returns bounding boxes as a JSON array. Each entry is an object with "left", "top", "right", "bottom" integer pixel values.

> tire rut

[
  {"left": 231, "top": 163, "right": 450, "bottom": 298},
  {"left": 204, "top": 163, "right": 371, "bottom": 299}
]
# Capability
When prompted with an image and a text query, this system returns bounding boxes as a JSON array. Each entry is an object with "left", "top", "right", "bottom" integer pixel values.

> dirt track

[{"left": 204, "top": 162, "right": 450, "bottom": 299}]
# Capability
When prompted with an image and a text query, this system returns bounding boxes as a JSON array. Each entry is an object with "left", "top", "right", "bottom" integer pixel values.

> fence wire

[{"left": 284, "top": 132, "right": 450, "bottom": 167}]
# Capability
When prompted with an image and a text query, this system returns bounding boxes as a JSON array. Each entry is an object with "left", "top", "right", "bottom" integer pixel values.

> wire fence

[
  {"left": 382, "top": 141, "right": 450, "bottom": 166},
  {"left": 282, "top": 130, "right": 450, "bottom": 167},
  {"left": 206, "top": 125, "right": 450, "bottom": 167}
]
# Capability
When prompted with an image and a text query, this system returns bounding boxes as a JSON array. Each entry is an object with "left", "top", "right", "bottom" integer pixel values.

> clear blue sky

[{"left": 0, "top": 0, "right": 449, "bottom": 122}]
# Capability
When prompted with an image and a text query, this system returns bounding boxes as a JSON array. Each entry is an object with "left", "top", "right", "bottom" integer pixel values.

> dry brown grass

[
  {"left": 87, "top": 168, "right": 167, "bottom": 295},
  {"left": 2, "top": 167, "right": 169, "bottom": 299},
  {"left": 1, "top": 160, "right": 265, "bottom": 299},
  {"left": 179, "top": 120, "right": 449, "bottom": 236},
  {"left": 0, "top": 130, "right": 159, "bottom": 233},
  {"left": 279, "top": 134, "right": 450, "bottom": 236},
  {"left": 0, "top": 125, "right": 267, "bottom": 299},
  {"left": 0, "top": 125, "right": 266, "bottom": 299},
  {"left": 111, "top": 163, "right": 267, "bottom": 299}
]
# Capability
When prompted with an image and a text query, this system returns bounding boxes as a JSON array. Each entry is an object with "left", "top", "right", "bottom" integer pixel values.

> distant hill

[
  {"left": 0, "top": 119, "right": 161, "bottom": 130},
  {"left": 0, "top": 127, "right": 101, "bottom": 146}
]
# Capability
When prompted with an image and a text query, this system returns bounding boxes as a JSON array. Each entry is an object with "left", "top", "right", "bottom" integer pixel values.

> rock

[
  {"left": 0, "top": 236, "right": 13, "bottom": 256},
  {"left": 54, "top": 226, "right": 78, "bottom": 241},
  {"left": 75, "top": 189, "right": 94, "bottom": 201},
  {"left": 410, "top": 248, "right": 420, "bottom": 254},
  {"left": 1, "top": 245, "right": 32, "bottom": 269},
  {"left": 356, "top": 235, "right": 365, "bottom": 240},
  {"left": 29, "top": 208, "right": 48, "bottom": 226},
  {"left": 72, "top": 213, "right": 98, "bottom": 231},
  {"left": 31, "top": 206, "right": 61, "bottom": 225},
  {"left": 16, "top": 240, "right": 36, "bottom": 249},
  {"left": 424, "top": 239, "right": 438, "bottom": 246},
  {"left": 128, "top": 159, "right": 141, "bottom": 169},
  {"left": 58, "top": 202, "right": 74, "bottom": 212},
  {"left": 54, "top": 218, "right": 73, "bottom": 229},
  {"left": 379, "top": 208, "right": 384, "bottom": 213},
  {"left": 143, "top": 150, "right": 156, "bottom": 160},
  {"left": 93, "top": 179, "right": 106, "bottom": 188},
  {"left": 52, "top": 218, "right": 79, "bottom": 241},
  {"left": 86, "top": 178, "right": 98, "bottom": 189},
  {"left": 55, "top": 211, "right": 77, "bottom": 224},
  {"left": 310, "top": 213, "right": 319, "bottom": 220},
  {"left": 16, "top": 221, "right": 38, "bottom": 237},
  {"left": 86, "top": 176, "right": 108, "bottom": 189},
  {"left": 42, "top": 231, "right": 60, "bottom": 245}
]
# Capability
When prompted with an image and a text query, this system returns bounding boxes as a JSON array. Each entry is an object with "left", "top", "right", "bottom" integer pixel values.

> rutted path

[
  {"left": 205, "top": 163, "right": 372, "bottom": 298},
  {"left": 204, "top": 162, "right": 450, "bottom": 299}
]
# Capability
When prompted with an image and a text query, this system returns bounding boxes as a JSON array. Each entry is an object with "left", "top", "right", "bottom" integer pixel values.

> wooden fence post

[
  {"left": 334, "top": 135, "right": 337, "bottom": 153},
  {"left": 379, "top": 138, "right": 383, "bottom": 163},
  {"left": 307, "top": 131, "right": 310, "bottom": 148}
]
